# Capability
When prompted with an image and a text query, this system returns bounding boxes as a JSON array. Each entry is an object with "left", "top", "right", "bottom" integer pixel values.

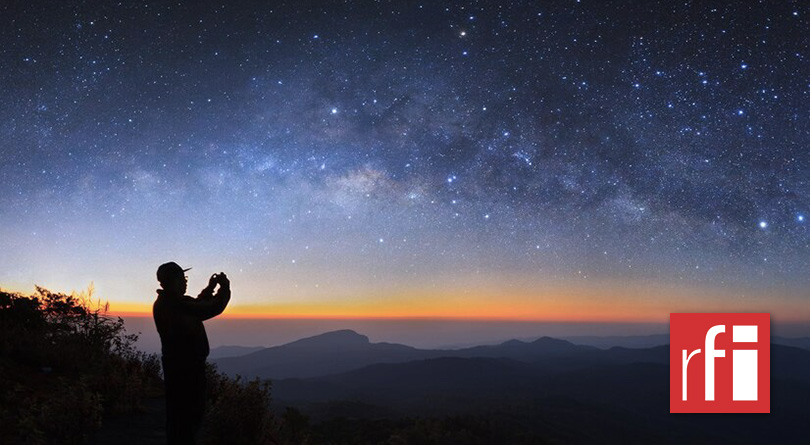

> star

[{"left": 0, "top": 0, "right": 806, "bottom": 325}]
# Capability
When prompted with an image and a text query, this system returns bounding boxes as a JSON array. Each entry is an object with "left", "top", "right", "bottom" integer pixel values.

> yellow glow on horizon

[
  {"left": 100, "top": 279, "right": 810, "bottom": 324},
  {"left": 6, "top": 277, "right": 809, "bottom": 324}
]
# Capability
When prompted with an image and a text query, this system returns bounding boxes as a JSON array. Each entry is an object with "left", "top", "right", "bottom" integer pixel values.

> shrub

[
  {"left": 203, "top": 363, "right": 277, "bottom": 444},
  {"left": 0, "top": 286, "right": 162, "bottom": 443},
  {"left": 30, "top": 378, "right": 104, "bottom": 445}
]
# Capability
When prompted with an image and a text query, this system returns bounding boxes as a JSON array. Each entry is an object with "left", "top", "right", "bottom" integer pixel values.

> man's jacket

[{"left": 153, "top": 285, "right": 230, "bottom": 360}]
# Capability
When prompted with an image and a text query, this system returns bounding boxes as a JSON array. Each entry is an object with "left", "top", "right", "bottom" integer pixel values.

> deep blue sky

[{"left": 1, "top": 1, "right": 807, "bottom": 321}]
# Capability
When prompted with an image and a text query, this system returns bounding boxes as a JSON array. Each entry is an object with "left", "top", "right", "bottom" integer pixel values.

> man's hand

[
  {"left": 216, "top": 272, "right": 230, "bottom": 288},
  {"left": 207, "top": 273, "right": 219, "bottom": 291}
]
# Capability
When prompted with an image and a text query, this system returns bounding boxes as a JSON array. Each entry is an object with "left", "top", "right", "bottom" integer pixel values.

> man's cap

[{"left": 156, "top": 262, "right": 192, "bottom": 283}]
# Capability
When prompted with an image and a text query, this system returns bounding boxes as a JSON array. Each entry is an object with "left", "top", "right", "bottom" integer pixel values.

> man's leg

[
  {"left": 189, "top": 359, "right": 207, "bottom": 440},
  {"left": 166, "top": 358, "right": 203, "bottom": 444},
  {"left": 163, "top": 358, "right": 183, "bottom": 444}
]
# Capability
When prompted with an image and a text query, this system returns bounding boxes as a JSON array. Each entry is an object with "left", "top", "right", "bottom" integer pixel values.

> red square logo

[{"left": 670, "top": 313, "right": 770, "bottom": 413}]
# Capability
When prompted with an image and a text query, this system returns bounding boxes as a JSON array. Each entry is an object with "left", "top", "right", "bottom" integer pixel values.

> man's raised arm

[{"left": 183, "top": 273, "right": 231, "bottom": 320}]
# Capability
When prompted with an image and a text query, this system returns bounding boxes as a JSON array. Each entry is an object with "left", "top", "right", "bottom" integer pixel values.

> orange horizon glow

[
  {"left": 105, "top": 298, "right": 810, "bottom": 324},
  {"left": 107, "top": 308, "right": 671, "bottom": 323},
  {"left": 103, "top": 291, "right": 667, "bottom": 322},
  {"left": 5, "top": 280, "right": 809, "bottom": 325}
]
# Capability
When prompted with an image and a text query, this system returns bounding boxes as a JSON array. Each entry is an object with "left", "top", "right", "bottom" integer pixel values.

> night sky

[{"left": 1, "top": 1, "right": 808, "bottom": 322}]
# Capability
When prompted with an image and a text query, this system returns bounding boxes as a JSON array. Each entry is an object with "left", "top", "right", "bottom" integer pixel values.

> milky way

[{"left": 1, "top": 1, "right": 808, "bottom": 315}]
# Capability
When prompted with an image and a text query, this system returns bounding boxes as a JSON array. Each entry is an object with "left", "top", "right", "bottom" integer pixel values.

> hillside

[{"left": 270, "top": 344, "right": 810, "bottom": 444}]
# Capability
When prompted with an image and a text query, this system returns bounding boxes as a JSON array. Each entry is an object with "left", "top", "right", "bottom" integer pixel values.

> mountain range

[
  {"left": 214, "top": 329, "right": 603, "bottom": 379},
  {"left": 211, "top": 329, "right": 810, "bottom": 443},
  {"left": 213, "top": 329, "right": 807, "bottom": 380}
]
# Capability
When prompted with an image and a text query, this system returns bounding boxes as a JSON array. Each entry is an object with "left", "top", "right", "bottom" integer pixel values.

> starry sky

[{"left": 1, "top": 0, "right": 808, "bottom": 324}]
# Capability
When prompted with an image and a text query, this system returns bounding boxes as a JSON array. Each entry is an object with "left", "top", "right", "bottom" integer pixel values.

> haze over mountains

[
  {"left": 207, "top": 345, "right": 265, "bottom": 360},
  {"left": 210, "top": 329, "right": 810, "bottom": 444}
]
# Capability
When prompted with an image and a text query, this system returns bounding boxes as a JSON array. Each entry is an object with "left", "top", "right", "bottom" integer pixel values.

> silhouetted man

[{"left": 153, "top": 262, "right": 231, "bottom": 444}]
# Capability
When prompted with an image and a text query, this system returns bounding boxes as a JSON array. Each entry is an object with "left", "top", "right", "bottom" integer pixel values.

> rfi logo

[{"left": 670, "top": 313, "right": 770, "bottom": 413}]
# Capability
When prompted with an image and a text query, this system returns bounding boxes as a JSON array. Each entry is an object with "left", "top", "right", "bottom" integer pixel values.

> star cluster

[{"left": 1, "top": 1, "right": 808, "bottom": 315}]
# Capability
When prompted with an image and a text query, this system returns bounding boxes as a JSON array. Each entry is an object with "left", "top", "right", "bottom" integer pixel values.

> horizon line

[
  {"left": 108, "top": 310, "right": 810, "bottom": 327},
  {"left": 109, "top": 309, "right": 672, "bottom": 323}
]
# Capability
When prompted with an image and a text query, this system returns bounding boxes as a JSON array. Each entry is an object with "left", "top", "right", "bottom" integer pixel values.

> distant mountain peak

[
  {"left": 531, "top": 336, "right": 573, "bottom": 346},
  {"left": 500, "top": 339, "right": 527, "bottom": 347},
  {"left": 495, "top": 336, "right": 579, "bottom": 351},
  {"left": 286, "top": 329, "right": 370, "bottom": 347}
]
